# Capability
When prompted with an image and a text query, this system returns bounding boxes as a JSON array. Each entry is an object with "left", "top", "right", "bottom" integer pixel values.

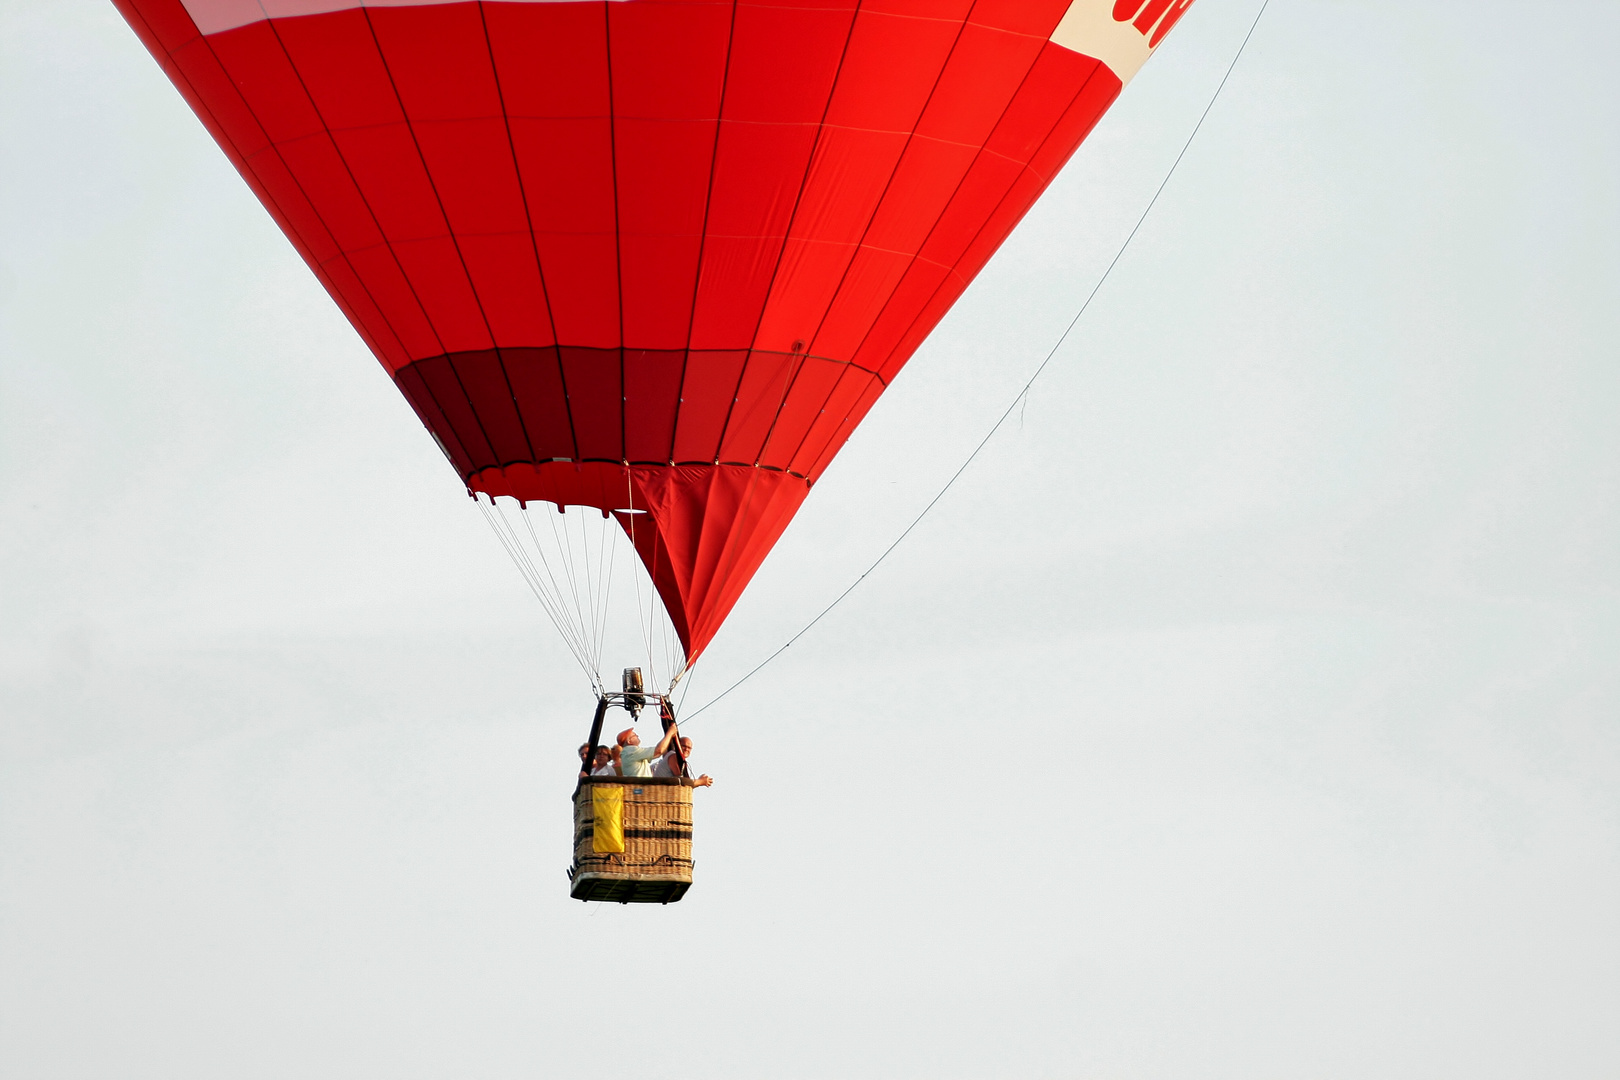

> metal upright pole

[
  {"left": 660, "top": 699, "right": 690, "bottom": 778},
  {"left": 580, "top": 695, "right": 610, "bottom": 785}
]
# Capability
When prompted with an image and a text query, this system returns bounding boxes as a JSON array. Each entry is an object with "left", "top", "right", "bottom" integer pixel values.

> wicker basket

[{"left": 569, "top": 777, "right": 693, "bottom": 904}]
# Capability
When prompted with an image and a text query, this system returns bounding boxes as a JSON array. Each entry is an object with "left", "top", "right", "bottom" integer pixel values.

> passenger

[
  {"left": 615, "top": 723, "right": 680, "bottom": 778},
  {"left": 651, "top": 737, "right": 713, "bottom": 787},
  {"left": 650, "top": 736, "right": 693, "bottom": 778},
  {"left": 578, "top": 743, "right": 620, "bottom": 778}
]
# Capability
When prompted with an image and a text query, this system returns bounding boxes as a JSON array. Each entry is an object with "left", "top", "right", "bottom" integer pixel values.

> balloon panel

[{"left": 116, "top": 0, "right": 1187, "bottom": 660}]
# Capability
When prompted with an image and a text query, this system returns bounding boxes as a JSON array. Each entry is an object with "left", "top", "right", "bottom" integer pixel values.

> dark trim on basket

[
  {"left": 624, "top": 827, "right": 692, "bottom": 841},
  {"left": 574, "top": 823, "right": 692, "bottom": 845},
  {"left": 577, "top": 775, "right": 689, "bottom": 786}
]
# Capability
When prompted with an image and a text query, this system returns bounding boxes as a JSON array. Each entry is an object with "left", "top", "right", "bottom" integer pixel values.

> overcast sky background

[{"left": 4, "top": 1, "right": 1619, "bottom": 1077}]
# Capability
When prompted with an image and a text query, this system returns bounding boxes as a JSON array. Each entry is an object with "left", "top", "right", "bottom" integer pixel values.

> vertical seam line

[
  {"left": 359, "top": 5, "right": 509, "bottom": 465},
  {"left": 672, "top": 0, "right": 741, "bottom": 465},
  {"left": 711, "top": 0, "right": 865, "bottom": 463}
]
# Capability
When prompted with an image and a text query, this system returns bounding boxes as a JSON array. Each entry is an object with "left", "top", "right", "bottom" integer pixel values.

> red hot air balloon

[{"left": 115, "top": 0, "right": 1193, "bottom": 672}]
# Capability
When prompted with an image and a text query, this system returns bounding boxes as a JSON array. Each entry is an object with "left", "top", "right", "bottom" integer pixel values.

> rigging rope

[
  {"left": 679, "top": 0, "right": 1272, "bottom": 724},
  {"left": 479, "top": 487, "right": 689, "bottom": 696},
  {"left": 477, "top": 497, "right": 599, "bottom": 688}
]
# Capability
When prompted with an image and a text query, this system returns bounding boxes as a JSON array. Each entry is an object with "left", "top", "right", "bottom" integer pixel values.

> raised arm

[{"left": 653, "top": 722, "right": 680, "bottom": 757}]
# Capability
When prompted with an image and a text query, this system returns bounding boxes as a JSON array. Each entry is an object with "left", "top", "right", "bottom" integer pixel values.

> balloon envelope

[{"left": 116, "top": 0, "right": 1192, "bottom": 661}]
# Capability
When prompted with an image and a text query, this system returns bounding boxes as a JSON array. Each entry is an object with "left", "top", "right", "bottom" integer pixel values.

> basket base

[{"left": 570, "top": 873, "right": 691, "bottom": 905}]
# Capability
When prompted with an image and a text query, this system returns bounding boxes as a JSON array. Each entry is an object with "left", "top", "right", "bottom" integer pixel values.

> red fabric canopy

[{"left": 115, "top": 0, "right": 1190, "bottom": 661}]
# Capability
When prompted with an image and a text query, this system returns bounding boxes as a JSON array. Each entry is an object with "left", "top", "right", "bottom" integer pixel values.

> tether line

[{"left": 680, "top": 0, "right": 1271, "bottom": 724}]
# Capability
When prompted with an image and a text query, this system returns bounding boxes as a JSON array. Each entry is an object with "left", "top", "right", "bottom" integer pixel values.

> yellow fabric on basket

[{"left": 592, "top": 785, "right": 624, "bottom": 853}]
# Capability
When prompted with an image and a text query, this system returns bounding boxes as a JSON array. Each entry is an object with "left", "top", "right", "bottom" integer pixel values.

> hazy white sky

[{"left": 4, "top": 2, "right": 1618, "bottom": 1077}]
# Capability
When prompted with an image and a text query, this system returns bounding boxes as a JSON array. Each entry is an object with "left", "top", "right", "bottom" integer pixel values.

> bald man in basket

[{"left": 614, "top": 724, "right": 681, "bottom": 778}]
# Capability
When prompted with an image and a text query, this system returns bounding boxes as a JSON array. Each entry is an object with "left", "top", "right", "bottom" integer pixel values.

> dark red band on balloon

[{"left": 393, "top": 347, "right": 883, "bottom": 486}]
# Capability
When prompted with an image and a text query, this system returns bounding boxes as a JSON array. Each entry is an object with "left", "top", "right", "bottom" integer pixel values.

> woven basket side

[{"left": 572, "top": 783, "right": 693, "bottom": 883}]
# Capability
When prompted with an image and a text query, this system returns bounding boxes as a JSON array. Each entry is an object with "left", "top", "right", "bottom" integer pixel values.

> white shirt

[
  {"left": 650, "top": 753, "right": 680, "bottom": 778},
  {"left": 617, "top": 743, "right": 660, "bottom": 778},
  {"left": 591, "top": 763, "right": 618, "bottom": 777}
]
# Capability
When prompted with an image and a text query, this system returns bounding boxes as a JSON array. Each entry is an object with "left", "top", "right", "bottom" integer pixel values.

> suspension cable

[
  {"left": 679, "top": 0, "right": 1272, "bottom": 724},
  {"left": 477, "top": 496, "right": 599, "bottom": 687},
  {"left": 479, "top": 487, "right": 689, "bottom": 696}
]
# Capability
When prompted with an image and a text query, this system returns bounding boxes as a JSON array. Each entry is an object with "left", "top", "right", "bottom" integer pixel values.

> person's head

[
  {"left": 593, "top": 746, "right": 612, "bottom": 769},
  {"left": 616, "top": 728, "right": 640, "bottom": 747},
  {"left": 679, "top": 737, "right": 693, "bottom": 755},
  {"left": 578, "top": 743, "right": 591, "bottom": 762}
]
